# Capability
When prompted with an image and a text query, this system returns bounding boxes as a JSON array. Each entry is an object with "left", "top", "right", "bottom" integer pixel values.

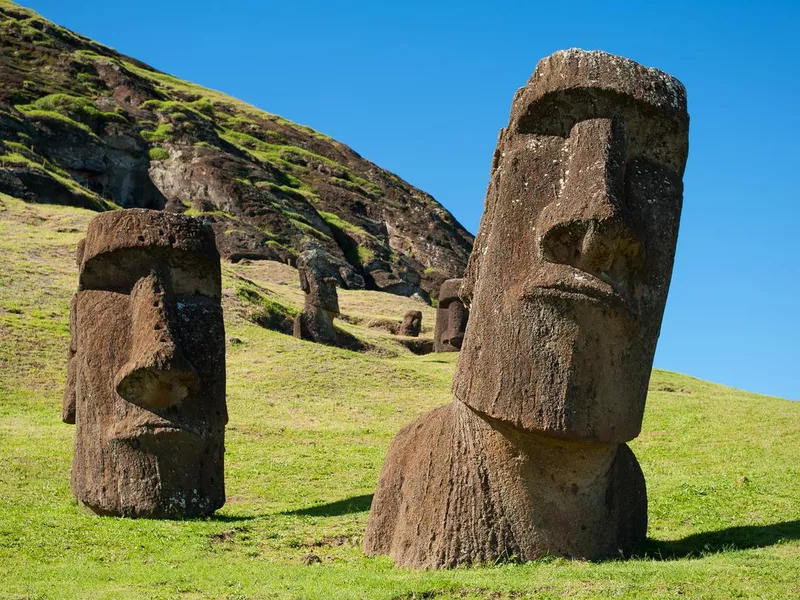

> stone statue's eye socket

[
  {"left": 516, "top": 105, "right": 575, "bottom": 138},
  {"left": 623, "top": 122, "right": 687, "bottom": 173},
  {"left": 79, "top": 248, "right": 220, "bottom": 299},
  {"left": 515, "top": 89, "right": 685, "bottom": 172},
  {"left": 80, "top": 258, "right": 143, "bottom": 293},
  {"left": 516, "top": 89, "right": 602, "bottom": 137}
]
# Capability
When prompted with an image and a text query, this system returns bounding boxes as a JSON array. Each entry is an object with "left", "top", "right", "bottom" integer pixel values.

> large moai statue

[
  {"left": 364, "top": 49, "right": 689, "bottom": 568},
  {"left": 434, "top": 278, "right": 468, "bottom": 352},
  {"left": 63, "top": 209, "right": 227, "bottom": 518},
  {"left": 398, "top": 310, "right": 422, "bottom": 337},
  {"left": 293, "top": 249, "right": 340, "bottom": 345}
]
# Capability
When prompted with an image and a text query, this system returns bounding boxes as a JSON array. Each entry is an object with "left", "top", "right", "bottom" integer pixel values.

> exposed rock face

[
  {"left": 398, "top": 310, "right": 422, "bottom": 337},
  {"left": 364, "top": 49, "right": 689, "bottom": 568},
  {"left": 0, "top": 2, "right": 473, "bottom": 297},
  {"left": 434, "top": 278, "right": 468, "bottom": 352},
  {"left": 292, "top": 249, "right": 340, "bottom": 345},
  {"left": 63, "top": 209, "right": 227, "bottom": 518}
]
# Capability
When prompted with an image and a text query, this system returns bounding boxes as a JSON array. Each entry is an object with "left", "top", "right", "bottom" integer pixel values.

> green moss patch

[
  {"left": 15, "top": 94, "right": 125, "bottom": 136},
  {"left": 146, "top": 146, "right": 169, "bottom": 161}
]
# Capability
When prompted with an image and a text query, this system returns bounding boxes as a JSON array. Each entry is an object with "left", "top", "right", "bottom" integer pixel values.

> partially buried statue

[
  {"left": 364, "top": 49, "right": 689, "bottom": 567},
  {"left": 398, "top": 310, "right": 422, "bottom": 337},
  {"left": 63, "top": 209, "right": 227, "bottom": 518},
  {"left": 434, "top": 278, "right": 468, "bottom": 352},
  {"left": 293, "top": 249, "right": 340, "bottom": 345}
]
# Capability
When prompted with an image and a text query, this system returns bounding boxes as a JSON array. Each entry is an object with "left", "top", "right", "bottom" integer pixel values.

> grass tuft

[{"left": 147, "top": 146, "right": 169, "bottom": 161}]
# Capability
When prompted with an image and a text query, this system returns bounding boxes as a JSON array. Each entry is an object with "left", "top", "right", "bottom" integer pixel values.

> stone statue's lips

[
  {"left": 112, "top": 417, "right": 204, "bottom": 444},
  {"left": 135, "top": 422, "right": 202, "bottom": 438},
  {"left": 523, "top": 265, "right": 635, "bottom": 317}
]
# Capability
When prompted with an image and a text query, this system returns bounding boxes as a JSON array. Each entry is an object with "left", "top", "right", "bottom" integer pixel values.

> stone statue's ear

[
  {"left": 65, "top": 236, "right": 86, "bottom": 423},
  {"left": 460, "top": 128, "right": 506, "bottom": 309},
  {"left": 76, "top": 238, "right": 86, "bottom": 269},
  {"left": 299, "top": 269, "right": 310, "bottom": 294},
  {"left": 62, "top": 294, "right": 78, "bottom": 424},
  {"left": 459, "top": 255, "right": 478, "bottom": 309}
]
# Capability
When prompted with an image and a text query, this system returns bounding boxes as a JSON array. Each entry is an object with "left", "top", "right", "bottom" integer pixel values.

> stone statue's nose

[
  {"left": 115, "top": 271, "right": 200, "bottom": 410},
  {"left": 539, "top": 118, "right": 644, "bottom": 283}
]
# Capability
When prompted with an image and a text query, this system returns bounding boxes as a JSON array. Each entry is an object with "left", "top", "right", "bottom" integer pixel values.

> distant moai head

[
  {"left": 297, "top": 249, "right": 340, "bottom": 317},
  {"left": 293, "top": 249, "right": 341, "bottom": 344},
  {"left": 399, "top": 310, "right": 423, "bottom": 337},
  {"left": 63, "top": 209, "right": 226, "bottom": 518},
  {"left": 434, "top": 278, "right": 468, "bottom": 352},
  {"left": 453, "top": 50, "right": 689, "bottom": 443}
]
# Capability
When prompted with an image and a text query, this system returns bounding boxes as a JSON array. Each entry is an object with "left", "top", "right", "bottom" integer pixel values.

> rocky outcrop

[{"left": 0, "top": 1, "right": 473, "bottom": 297}]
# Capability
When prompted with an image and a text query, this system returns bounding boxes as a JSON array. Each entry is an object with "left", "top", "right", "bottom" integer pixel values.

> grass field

[{"left": 1, "top": 195, "right": 798, "bottom": 599}]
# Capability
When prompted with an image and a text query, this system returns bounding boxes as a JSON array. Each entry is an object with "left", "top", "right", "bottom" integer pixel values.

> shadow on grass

[
  {"left": 335, "top": 328, "right": 372, "bottom": 353},
  {"left": 641, "top": 520, "right": 800, "bottom": 559},
  {"left": 284, "top": 494, "right": 373, "bottom": 517},
  {"left": 208, "top": 513, "right": 260, "bottom": 523}
]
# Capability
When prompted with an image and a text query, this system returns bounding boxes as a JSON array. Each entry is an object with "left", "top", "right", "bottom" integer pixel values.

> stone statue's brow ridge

[{"left": 534, "top": 49, "right": 686, "bottom": 91}]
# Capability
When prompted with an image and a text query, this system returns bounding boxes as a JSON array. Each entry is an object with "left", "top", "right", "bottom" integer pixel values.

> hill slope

[
  {"left": 0, "top": 1, "right": 473, "bottom": 299},
  {"left": 1, "top": 198, "right": 799, "bottom": 599}
]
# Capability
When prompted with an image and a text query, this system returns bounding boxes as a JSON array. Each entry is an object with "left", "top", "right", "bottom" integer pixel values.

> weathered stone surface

[
  {"left": 63, "top": 209, "right": 227, "bottom": 518},
  {"left": 363, "top": 401, "right": 646, "bottom": 568},
  {"left": 398, "top": 310, "right": 422, "bottom": 337},
  {"left": 434, "top": 278, "right": 468, "bottom": 352},
  {"left": 364, "top": 49, "right": 689, "bottom": 567},
  {"left": 292, "top": 249, "right": 340, "bottom": 345}
]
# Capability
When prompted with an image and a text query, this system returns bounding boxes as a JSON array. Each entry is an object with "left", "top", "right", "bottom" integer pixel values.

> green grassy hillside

[
  {"left": 0, "top": 195, "right": 798, "bottom": 599},
  {"left": 0, "top": 0, "right": 474, "bottom": 299}
]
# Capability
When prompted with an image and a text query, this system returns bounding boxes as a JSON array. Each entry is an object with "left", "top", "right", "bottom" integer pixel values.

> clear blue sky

[{"left": 20, "top": 1, "right": 800, "bottom": 400}]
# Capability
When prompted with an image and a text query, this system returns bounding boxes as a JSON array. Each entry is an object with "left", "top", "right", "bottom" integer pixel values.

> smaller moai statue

[
  {"left": 63, "top": 209, "right": 227, "bottom": 518},
  {"left": 434, "top": 278, "right": 468, "bottom": 352},
  {"left": 398, "top": 310, "right": 422, "bottom": 337},
  {"left": 293, "top": 249, "right": 340, "bottom": 345}
]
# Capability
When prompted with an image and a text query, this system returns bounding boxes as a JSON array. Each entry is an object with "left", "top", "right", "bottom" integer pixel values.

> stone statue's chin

[
  {"left": 525, "top": 284, "right": 637, "bottom": 321},
  {"left": 112, "top": 427, "right": 204, "bottom": 455},
  {"left": 453, "top": 292, "right": 651, "bottom": 444}
]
